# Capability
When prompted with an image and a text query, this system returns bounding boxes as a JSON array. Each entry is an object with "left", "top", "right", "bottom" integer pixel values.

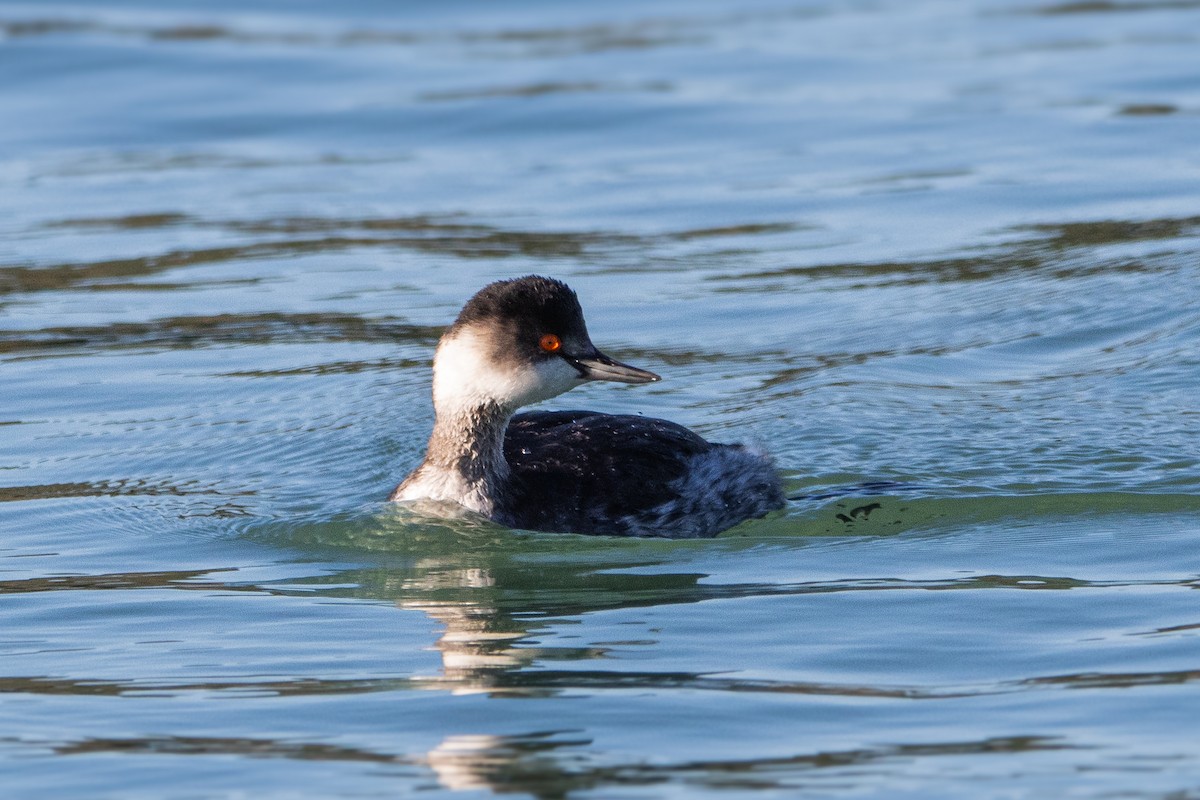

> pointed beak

[{"left": 562, "top": 349, "right": 660, "bottom": 384}]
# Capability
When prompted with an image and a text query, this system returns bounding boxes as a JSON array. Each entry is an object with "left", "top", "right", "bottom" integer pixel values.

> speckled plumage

[
  {"left": 499, "top": 410, "right": 784, "bottom": 537},
  {"left": 391, "top": 275, "right": 786, "bottom": 538}
]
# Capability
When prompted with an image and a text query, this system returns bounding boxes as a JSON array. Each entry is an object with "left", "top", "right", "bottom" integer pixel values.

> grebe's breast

[{"left": 499, "top": 410, "right": 784, "bottom": 538}]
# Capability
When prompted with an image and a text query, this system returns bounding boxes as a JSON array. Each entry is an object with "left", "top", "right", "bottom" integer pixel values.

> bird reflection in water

[
  {"left": 286, "top": 509, "right": 714, "bottom": 790},
  {"left": 398, "top": 562, "right": 542, "bottom": 689},
  {"left": 425, "top": 731, "right": 593, "bottom": 795}
]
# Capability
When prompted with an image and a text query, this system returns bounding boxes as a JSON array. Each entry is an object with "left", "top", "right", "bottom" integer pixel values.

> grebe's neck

[
  {"left": 425, "top": 400, "right": 513, "bottom": 485},
  {"left": 391, "top": 399, "right": 514, "bottom": 514}
]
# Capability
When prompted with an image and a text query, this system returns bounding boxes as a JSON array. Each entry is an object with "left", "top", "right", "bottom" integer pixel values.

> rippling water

[{"left": 3, "top": 0, "right": 1200, "bottom": 797}]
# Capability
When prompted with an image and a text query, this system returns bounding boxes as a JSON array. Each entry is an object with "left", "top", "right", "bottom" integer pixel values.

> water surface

[{"left": 3, "top": 0, "right": 1200, "bottom": 797}]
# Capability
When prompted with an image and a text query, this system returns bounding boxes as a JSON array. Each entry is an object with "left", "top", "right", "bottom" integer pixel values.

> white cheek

[
  {"left": 523, "top": 356, "right": 582, "bottom": 404},
  {"left": 432, "top": 329, "right": 581, "bottom": 410}
]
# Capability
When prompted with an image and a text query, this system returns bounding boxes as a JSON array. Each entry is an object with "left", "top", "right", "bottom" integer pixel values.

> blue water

[{"left": 3, "top": 1, "right": 1200, "bottom": 797}]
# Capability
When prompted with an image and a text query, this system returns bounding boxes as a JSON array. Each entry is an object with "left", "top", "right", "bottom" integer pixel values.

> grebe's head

[{"left": 431, "top": 275, "right": 659, "bottom": 412}]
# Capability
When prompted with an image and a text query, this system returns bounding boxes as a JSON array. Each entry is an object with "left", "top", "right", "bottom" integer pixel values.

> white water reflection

[{"left": 399, "top": 564, "right": 537, "bottom": 693}]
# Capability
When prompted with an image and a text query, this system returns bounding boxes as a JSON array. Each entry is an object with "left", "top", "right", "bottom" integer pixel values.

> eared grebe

[{"left": 391, "top": 276, "right": 785, "bottom": 538}]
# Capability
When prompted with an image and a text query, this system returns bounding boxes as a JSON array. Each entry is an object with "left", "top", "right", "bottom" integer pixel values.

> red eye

[{"left": 539, "top": 334, "right": 562, "bottom": 353}]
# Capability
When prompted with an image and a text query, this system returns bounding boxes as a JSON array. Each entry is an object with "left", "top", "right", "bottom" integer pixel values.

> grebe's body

[{"left": 391, "top": 276, "right": 784, "bottom": 538}]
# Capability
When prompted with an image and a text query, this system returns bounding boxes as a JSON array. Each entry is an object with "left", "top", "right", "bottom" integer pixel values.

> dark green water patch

[
  {"left": 44, "top": 212, "right": 192, "bottom": 230},
  {"left": 8, "top": 211, "right": 816, "bottom": 299},
  {"left": 1020, "top": 668, "right": 1200, "bottom": 690},
  {"left": 218, "top": 356, "right": 426, "bottom": 378},
  {"left": 51, "top": 734, "right": 413, "bottom": 764},
  {"left": 0, "top": 313, "right": 439, "bottom": 357},
  {"left": 0, "top": 478, "right": 247, "bottom": 503},
  {"left": 6, "top": 218, "right": 653, "bottom": 296},
  {"left": 1031, "top": 1, "right": 1200, "bottom": 14},
  {"left": 801, "top": 492, "right": 1200, "bottom": 537},
  {"left": 0, "top": 14, "right": 702, "bottom": 56},
  {"left": 419, "top": 80, "right": 673, "bottom": 102},
  {"left": 1018, "top": 216, "right": 1200, "bottom": 248},
  {"left": 1116, "top": 103, "right": 1180, "bottom": 116},
  {"left": 711, "top": 214, "right": 1200, "bottom": 288},
  {"left": 0, "top": 568, "right": 241, "bottom": 595}
]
